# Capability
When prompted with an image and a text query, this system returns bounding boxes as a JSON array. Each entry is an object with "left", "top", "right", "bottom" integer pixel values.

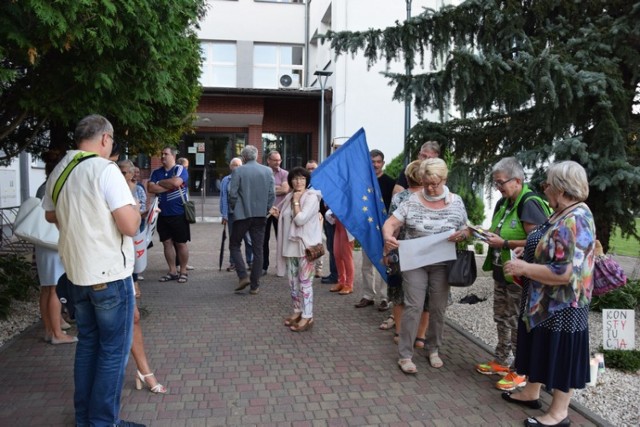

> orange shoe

[
  {"left": 496, "top": 371, "right": 527, "bottom": 391},
  {"left": 475, "top": 360, "right": 510, "bottom": 376},
  {"left": 338, "top": 287, "right": 353, "bottom": 295},
  {"left": 329, "top": 284, "right": 344, "bottom": 292}
]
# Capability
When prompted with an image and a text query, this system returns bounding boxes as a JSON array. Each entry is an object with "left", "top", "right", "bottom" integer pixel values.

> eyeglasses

[
  {"left": 493, "top": 177, "right": 516, "bottom": 188},
  {"left": 423, "top": 180, "right": 442, "bottom": 188},
  {"left": 292, "top": 177, "right": 307, "bottom": 182}
]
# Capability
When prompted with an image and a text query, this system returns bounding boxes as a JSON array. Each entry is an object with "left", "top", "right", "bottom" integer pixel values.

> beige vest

[{"left": 49, "top": 151, "right": 134, "bottom": 286}]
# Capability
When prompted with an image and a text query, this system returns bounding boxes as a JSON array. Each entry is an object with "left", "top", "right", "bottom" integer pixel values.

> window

[
  {"left": 200, "top": 41, "right": 236, "bottom": 88},
  {"left": 254, "top": 44, "right": 304, "bottom": 89},
  {"left": 262, "top": 133, "right": 310, "bottom": 169}
]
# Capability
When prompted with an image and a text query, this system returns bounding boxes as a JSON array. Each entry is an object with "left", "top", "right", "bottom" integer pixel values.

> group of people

[
  {"left": 34, "top": 111, "right": 596, "bottom": 427},
  {"left": 218, "top": 146, "right": 401, "bottom": 332},
  {"left": 380, "top": 151, "right": 595, "bottom": 427},
  {"left": 238, "top": 139, "right": 595, "bottom": 427}
]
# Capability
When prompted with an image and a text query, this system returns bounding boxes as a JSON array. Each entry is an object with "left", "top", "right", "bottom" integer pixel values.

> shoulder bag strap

[
  {"left": 173, "top": 165, "right": 188, "bottom": 205},
  {"left": 51, "top": 152, "right": 98, "bottom": 205}
]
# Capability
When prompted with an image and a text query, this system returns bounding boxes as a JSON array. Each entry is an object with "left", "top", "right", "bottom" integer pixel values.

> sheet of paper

[{"left": 398, "top": 230, "right": 457, "bottom": 271}]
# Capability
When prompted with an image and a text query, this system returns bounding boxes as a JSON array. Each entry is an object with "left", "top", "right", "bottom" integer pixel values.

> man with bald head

[{"left": 220, "top": 157, "right": 253, "bottom": 271}]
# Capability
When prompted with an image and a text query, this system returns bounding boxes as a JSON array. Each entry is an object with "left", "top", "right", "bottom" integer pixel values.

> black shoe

[
  {"left": 118, "top": 421, "right": 146, "bottom": 427},
  {"left": 354, "top": 298, "right": 374, "bottom": 308},
  {"left": 524, "top": 417, "right": 570, "bottom": 427},
  {"left": 501, "top": 391, "right": 542, "bottom": 410},
  {"left": 378, "top": 300, "right": 390, "bottom": 311},
  {"left": 321, "top": 276, "right": 337, "bottom": 284}
]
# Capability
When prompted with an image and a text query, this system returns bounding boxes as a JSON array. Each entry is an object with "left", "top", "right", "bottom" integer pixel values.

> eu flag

[{"left": 311, "top": 128, "right": 388, "bottom": 282}]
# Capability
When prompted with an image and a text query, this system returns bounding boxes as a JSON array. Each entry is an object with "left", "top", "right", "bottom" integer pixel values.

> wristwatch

[
  {"left": 293, "top": 202, "right": 300, "bottom": 206},
  {"left": 502, "top": 240, "right": 510, "bottom": 250}
]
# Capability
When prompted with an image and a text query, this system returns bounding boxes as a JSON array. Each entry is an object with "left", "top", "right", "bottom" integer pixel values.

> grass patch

[{"left": 609, "top": 218, "right": 640, "bottom": 257}]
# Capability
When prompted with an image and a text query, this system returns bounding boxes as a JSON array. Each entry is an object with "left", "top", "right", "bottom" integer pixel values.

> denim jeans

[
  {"left": 70, "top": 277, "right": 135, "bottom": 427},
  {"left": 230, "top": 217, "right": 266, "bottom": 289}
]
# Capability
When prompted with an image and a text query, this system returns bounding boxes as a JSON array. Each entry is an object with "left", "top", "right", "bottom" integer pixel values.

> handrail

[{"left": 0, "top": 206, "right": 33, "bottom": 254}]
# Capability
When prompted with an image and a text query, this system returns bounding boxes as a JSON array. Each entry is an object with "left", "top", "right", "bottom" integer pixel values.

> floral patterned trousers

[{"left": 287, "top": 256, "right": 314, "bottom": 319}]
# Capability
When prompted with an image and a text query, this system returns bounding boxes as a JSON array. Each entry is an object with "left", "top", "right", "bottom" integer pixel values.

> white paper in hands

[{"left": 398, "top": 230, "right": 457, "bottom": 272}]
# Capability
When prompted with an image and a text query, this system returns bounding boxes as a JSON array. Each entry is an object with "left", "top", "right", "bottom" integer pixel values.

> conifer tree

[{"left": 325, "top": 0, "right": 640, "bottom": 251}]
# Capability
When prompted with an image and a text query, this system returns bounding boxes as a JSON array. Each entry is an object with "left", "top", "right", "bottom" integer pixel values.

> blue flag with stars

[{"left": 311, "top": 128, "right": 388, "bottom": 282}]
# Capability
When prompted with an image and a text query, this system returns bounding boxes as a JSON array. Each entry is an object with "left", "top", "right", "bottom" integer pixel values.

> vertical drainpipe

[
  {"left": 304, "top": 0, "right": 310, "bottom": 86},
  {"left": 19, "top": 152, "right": 30, "bottom": 202}
]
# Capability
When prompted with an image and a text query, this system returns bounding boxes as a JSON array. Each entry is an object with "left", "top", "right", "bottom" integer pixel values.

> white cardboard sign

[{"left": 602, "top": 309, "right": 635, "bottom": 350}]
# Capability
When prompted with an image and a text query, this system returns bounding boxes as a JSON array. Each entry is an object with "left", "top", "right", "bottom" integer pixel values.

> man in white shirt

[{"left": 44, "top": 114, "right": 143, "bottom": 427}]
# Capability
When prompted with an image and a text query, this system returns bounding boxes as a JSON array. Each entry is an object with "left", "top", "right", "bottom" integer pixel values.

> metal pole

[
  {"left": 403, "top": 0, "right": 412, "bottom": 167},
  {"left": 318, "top": 81, "right": 326, "bottom": 163},
  {"left": 314, "top": 71, "right": 332, "bottom": 163},
  {"left": 201, "top": 166, "right": 206, "bottom": 221}
]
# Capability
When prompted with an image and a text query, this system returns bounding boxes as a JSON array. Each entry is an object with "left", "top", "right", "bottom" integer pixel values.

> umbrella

[{"left": 218, "top": 226, "right": 227, "bottom": 271}]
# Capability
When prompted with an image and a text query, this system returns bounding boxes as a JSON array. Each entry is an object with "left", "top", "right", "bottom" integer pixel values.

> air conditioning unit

[{"left": 279, "top": 74, "right": 300, "bottom": 89}]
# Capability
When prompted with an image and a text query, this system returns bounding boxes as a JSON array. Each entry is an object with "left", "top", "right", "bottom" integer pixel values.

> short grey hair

[
  {"left": 241, "top": 145, "right": 258, "bottom": 161},
  {"left": 118, "top": 159, "right": 135, "bottom": 173},
  {"left": 229, "top": 157, "right": 243, "bottom": 167},
  {"left": 420, "top": 158, "right": 448, "bottom": 181},
  {"left": 491, "top": 157, "right": 525, "bottom": 181},
  {"left": 420, "top": 141, "right": 441, "bottom": 155},
  {"left": 75, "top": 114, "right": 112, "bottom": 144},
  {"left": 547, "top": 161, "right": 589, "bottom": 201}
]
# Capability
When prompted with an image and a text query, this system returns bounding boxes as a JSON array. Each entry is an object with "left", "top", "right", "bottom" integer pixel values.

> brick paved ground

[{"left": 0, "top": 219, "right": 609, "bottom": 426}]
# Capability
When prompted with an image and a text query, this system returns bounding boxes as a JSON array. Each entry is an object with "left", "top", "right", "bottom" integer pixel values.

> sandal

[
  {"left": 398, "top": 358, "right": 417, "bottom": 374},
  {"left": 284, "top": 313, "right": 302, "bottom": 327},
  {"left": 428, "top": 352, "right": 444, "bottom": 368},
  {"left": 414, "top": 337, "right": 426, "bottom": 349},
  {"left": 393, "top": 333, "right": 399, "bottom": 344},
  {"left": 379, "top": 315, "right": 395, "bottom": 330},
  {"left": 159, "top": 273, "right": 179, "bottom": 282},
  {"left": 177, "top": 274, "right": 188, "bottom": 283}
]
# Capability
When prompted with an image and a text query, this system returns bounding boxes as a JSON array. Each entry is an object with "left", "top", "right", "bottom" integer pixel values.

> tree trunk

[{"left": 48, "top": 121, "right": 72, "bottom": 155}]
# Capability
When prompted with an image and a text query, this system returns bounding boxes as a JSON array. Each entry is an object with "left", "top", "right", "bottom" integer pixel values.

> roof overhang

[
  {"left": 200, "top": 86, "right": 326, "bottom": 99},
  {"left": 195, "top": 87, "right": 331, "bottom": 128}
]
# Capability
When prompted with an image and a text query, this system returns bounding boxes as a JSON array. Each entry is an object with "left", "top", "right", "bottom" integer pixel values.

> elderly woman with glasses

[
  {"left": 475, "top": 157, "right": 550, "bottom": 391},
  {"left": 502, "top": 161, "right": 595, "bottom": 427},
  {"left": 382, "top": 158, "right": 469, "bottom": 374},
  {"left": 271, "top": 167, "right": 323, "bottom": 332}
]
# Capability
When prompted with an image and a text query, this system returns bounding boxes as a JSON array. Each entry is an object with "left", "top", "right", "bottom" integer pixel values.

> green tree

[
  {"left": 325, "top": 0, "right": 640, "bottom": 251},
  {"left": 0, "top": 0, "right": 207, "bottom": 161}
]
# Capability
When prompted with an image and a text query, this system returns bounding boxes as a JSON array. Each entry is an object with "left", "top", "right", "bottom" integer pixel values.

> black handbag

[{"left": 446, "top": 249, "right": 477, "bottom": 287}]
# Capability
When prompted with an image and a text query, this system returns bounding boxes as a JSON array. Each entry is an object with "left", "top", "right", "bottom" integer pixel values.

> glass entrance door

[{"left": 181, "top": 133, "right": 247, "bottom": 196}]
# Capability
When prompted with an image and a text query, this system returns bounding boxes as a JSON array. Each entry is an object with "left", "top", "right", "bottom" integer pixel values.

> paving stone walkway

[{"left": 0, "top": 221, "right": 609, "bottom": 426}]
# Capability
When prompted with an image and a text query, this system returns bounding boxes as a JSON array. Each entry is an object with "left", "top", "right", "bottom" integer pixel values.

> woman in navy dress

[{"left": 502, "top": 161, "right": 596, "bottom": 427}]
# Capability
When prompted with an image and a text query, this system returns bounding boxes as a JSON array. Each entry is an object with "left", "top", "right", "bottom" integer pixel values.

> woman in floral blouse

[{"left": 503, "top": 161, "right": 596, "bottom": 427}]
